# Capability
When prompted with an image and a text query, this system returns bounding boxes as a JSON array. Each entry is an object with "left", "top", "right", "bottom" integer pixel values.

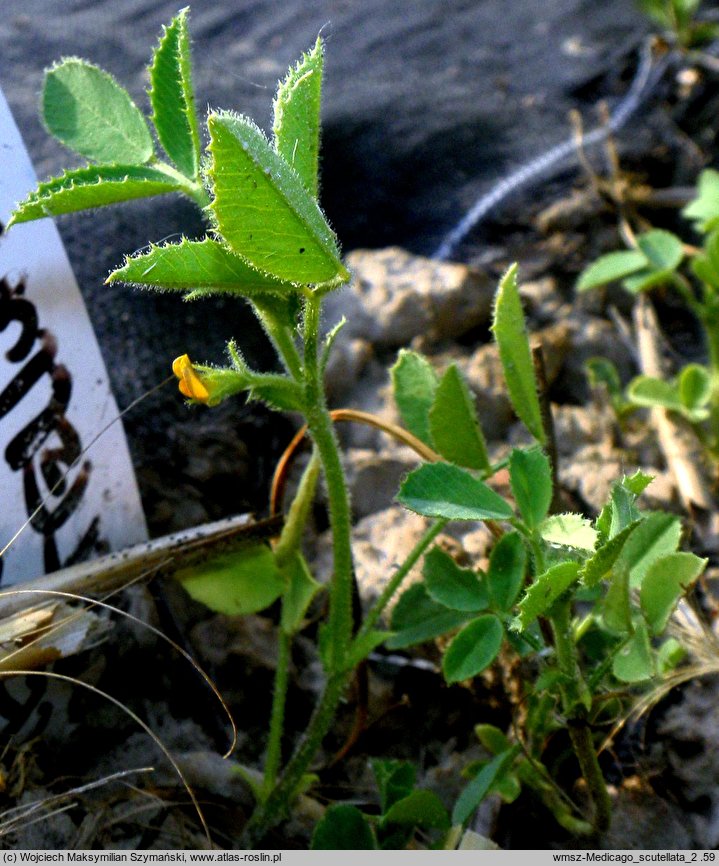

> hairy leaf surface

[
  {"left": 149, "top": 7, "right": 201, "bottom": 178},
  {"left": 207, "top": 111, "right": 347, "bottom": 284},
  {"left": 8, "top": 164, "right": 179, "bottom": 225},
  {"left": 43, "top": 59, "right": 153, "bottom": 164},
  {"left": 397, "top": 463, "right": 514, "bottom": 521},
  {"left": 273, "top": 37, "right": 323, "bottom": 196},
  {"left": 109, "top": 237, "right": 294, "bottom": 297},
  {"left": 429, "top": 364, "right": 489, "bottom": 470},
  {"left": 491, "top": 264, "right": 545, "bottom": 443}
]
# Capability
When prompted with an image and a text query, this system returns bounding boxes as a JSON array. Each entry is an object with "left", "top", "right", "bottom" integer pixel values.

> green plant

[
  {"left": 387, "top": 265, "right": 706, "bottom": 835},
  {"left": 311, "top": 759, "right": 450, "bottom": 850},
  {"left": 637, "top": 0, "right": 718, "bottom": 48},
  {"left": 8, "top": 8, "right": 707, "bottom": 846},
  {"left": 578, "top": 171, "right": 719, "bottom": 463}
]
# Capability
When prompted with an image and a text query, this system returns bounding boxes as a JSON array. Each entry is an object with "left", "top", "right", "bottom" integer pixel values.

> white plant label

[{"left": 0, "top": 88, "right": 147, "bottom": 585}]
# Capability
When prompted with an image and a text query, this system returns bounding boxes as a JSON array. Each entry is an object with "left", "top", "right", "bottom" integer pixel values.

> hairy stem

[
  {"left": 254, "top": 304, "right": 303, "bottom": 381},
  {"left": 302, "top": 295, "right": 354, "bottom": 671},
  {"left": 242, "top": 671, "right": 349, "bottom": 846},
  {"left": 261, "top": 627, "right": 291, "bottom": 799},
  {"left": 550, "top": 598, "right": 611, "bottom": 834}
]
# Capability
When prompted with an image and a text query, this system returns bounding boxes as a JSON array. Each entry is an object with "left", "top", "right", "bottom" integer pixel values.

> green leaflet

[
  {"left": 540, "top": 514, "right": 598, "bottom": 552},
  {"left": 619, "top": 230, "right": 685, "bottom": 293},
  {"left": 8, "top": 164, "right": 180, "bottom": 226},
  {"left": 386, "top": 583, "right": 470, "bottom": 650},
  {"left": 311, "top": 805, "right": 376, "bottom": 850},
  {"left": 628, "top": 376, "right": 685, "bottom": 413},
  {"left": 637, "top": 229, "right": 684, "bottom": 273},
  {"left": 423, "top": 546, "right": 489, "bottom": 612},
  {"left": 683, "top": 168, "right": 719, "bottom": 232},
  {"left": 206, "top": 111, "right": 348, "bottom": 285},
  {"left": 576, "top": 249, "right": 649, "bottom": 292},
  {"left": 640, "top": 552, "right": 706, "bottom": 634},
  {"left": 397, "top": 462, "right": 514, "bottom": 521},
  {"left": 372, "top": 760, "right": 416, "bottom": 813},
  {"left": 580, "top": 521, "right": 641, "bottom": 588},
  {"left": 391, "top": 350, "right": 438, "bottom": 447},
  {"left": 273, "top": 36, "right": 323, "bottom": 197},
  {"left": 619, "top": 512, "right": 682, "bottom": 589},
  {"left": 280, "top": 552, "right": 323, "bottom": 635},
  {"left": 486, "top": 531, "right": 527, "bottom": 611},
  {"left": 149, "top": 7, "right": 202, "bottom": 178},
  {"left": 628, "top": 370, "right": 711, "bottom": 423},
  {"left": 679, "top": 364, "right": 712, "bottom": 411},
  {"left": 176, "top": 542, "right": 284, "bottom": 615},
  {"left": 429, "top": 364, "right": 490, "bottom": 471},
  {"left": 514, "top": 562, "right": 581, "bottom": 631},
  {"left": 43, "top": 59, "right": 153, "bottom": 164},
  {"left": 381, "top": 790, "right": 450, "bottom": 831},
  {"left": 491, "top": 264, "right": 546, "bottom": 443},
  {"left": 442, "top": 615, "right": 504, "bottom": 683},
  {"left": 509, "top": 448, "right": 552, "bottom": 530},
  {"left": 108, "top": 237, "right": 294, "bottom": 298},
  {"left": 474, "top": 724, "right": 511, "bottom": 756},
  {"left": 612, "top": 621, "right": 654, "bottom": 683},
  {"left": 452, "top": 748, "right": 519, "bottom": 826}
]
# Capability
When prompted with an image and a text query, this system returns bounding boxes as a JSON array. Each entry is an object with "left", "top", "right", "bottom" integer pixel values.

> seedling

[
  {"left": 9, "top": 8, "right": 707, "bottom": 845},
  {"left": 578, "top": 171, "right": 719, "bottom": 466},
  {"left": 390, "top": 265, "right": 705, "bottom": 834}
]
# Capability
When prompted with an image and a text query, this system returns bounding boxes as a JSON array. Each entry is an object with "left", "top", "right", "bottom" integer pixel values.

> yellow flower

[{"left": 172, "top": 354, "right": 210, "bottom": 403}]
